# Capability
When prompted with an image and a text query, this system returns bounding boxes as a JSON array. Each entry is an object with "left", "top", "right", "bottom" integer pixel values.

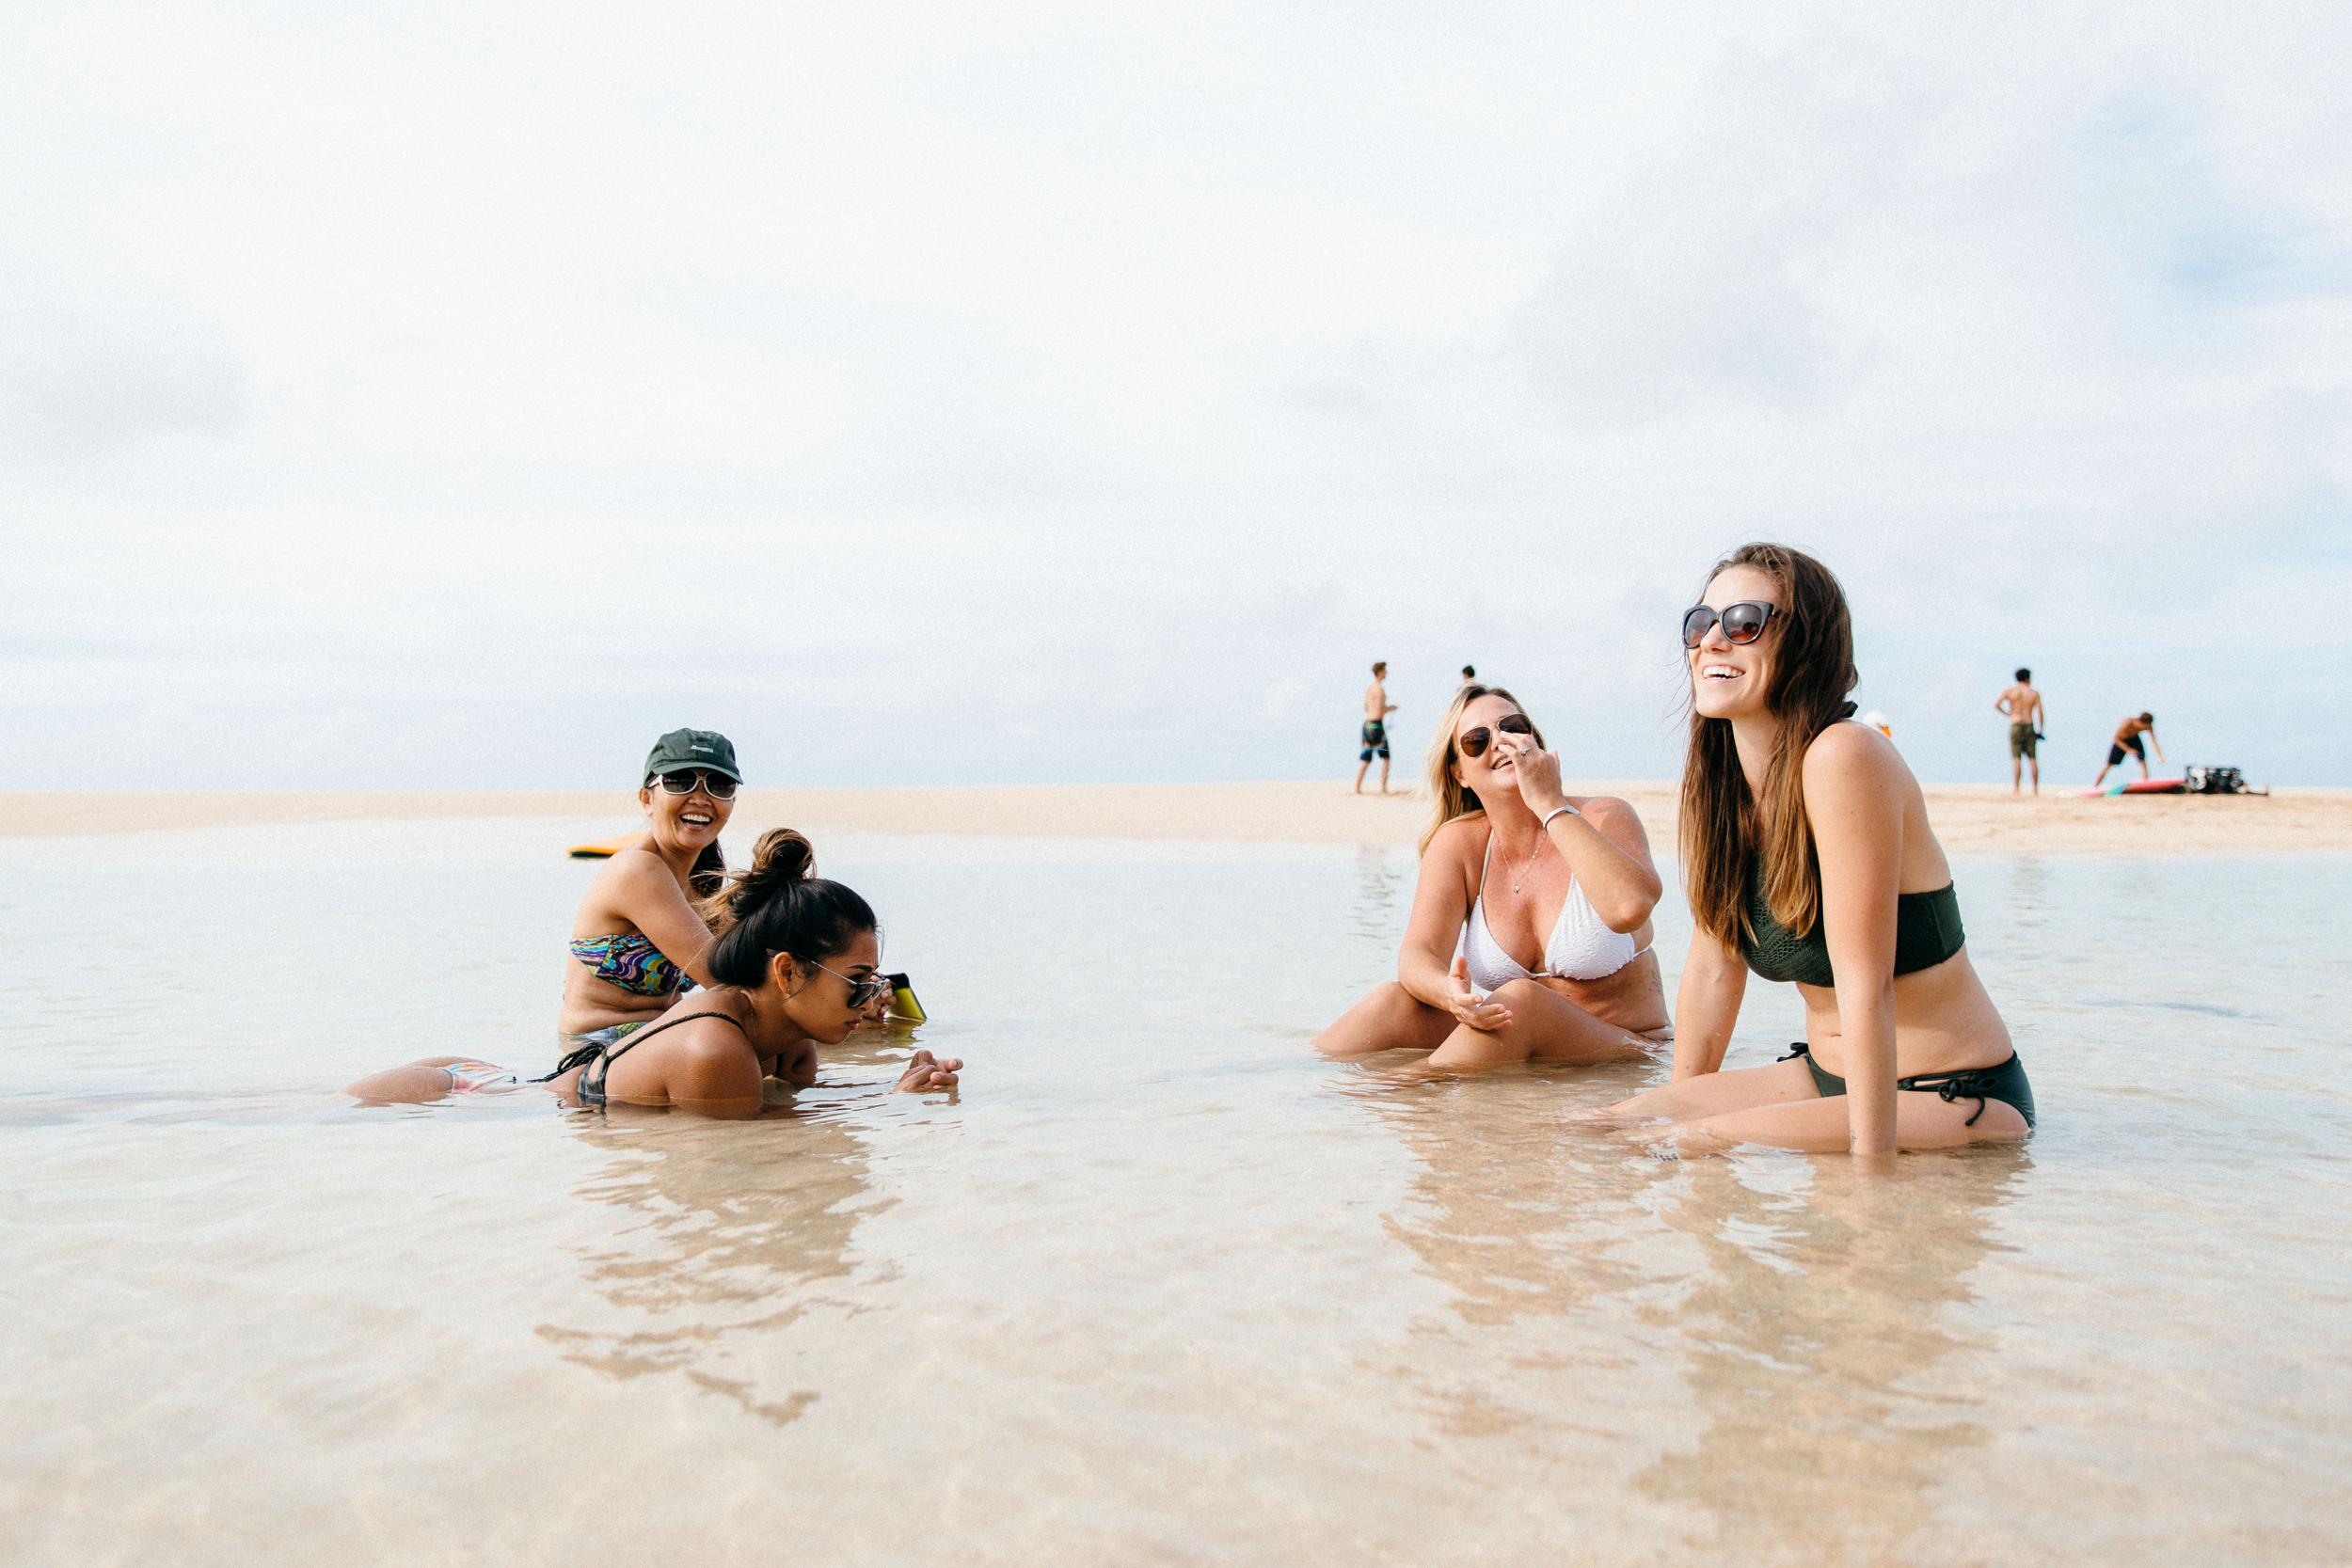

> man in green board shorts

[
  {"left": 1995, "top": 667, "right": 2045, "bottom": 795},
  {"left": 1356, "top": 661, "right": 1397, "bottom": 796}
]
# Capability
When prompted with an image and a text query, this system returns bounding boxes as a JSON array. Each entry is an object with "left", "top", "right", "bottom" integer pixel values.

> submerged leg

[
  {"left": 1567, "top": 1053, "right": 1819, "bottom": 1131},
  {"left": 1663, "top": 1090, "right": 2030, "bottom": 1154},
  {"left": 345, "top": 1057, "right": 473, "bottom": 1104},
  {"left": 1314, "top": 982, "right": 1455, "bottom": 1055},
  {"left": 1422, "top": 979, "right": 1652, "bottom": 1073}
]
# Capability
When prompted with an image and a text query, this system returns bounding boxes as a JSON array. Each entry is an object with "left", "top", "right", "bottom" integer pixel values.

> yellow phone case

[{"left": 886, "top": 974, "right": 927, "bottom": 1025}]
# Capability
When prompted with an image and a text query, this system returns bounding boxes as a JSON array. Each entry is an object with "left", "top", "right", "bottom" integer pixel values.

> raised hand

[
  {"left": 1502, "top": 733, "right": 1566, "bottom": 814},
  {"left": 1446, "top": 957, "right": 1512, "bottom": 1033}
]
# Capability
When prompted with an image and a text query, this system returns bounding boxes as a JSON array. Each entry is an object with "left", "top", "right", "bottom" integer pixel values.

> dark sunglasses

[
  {"left": 1681, "top": 601, "right": 1777, "bottom": 649},
  {"left": 1458, "top": 712, "right": 1533, "bottom": 759},
  {"left": 811, "top": 959, "right": 891, "bottom": 1007},
  {"left": 651, "top": 768, "right": 739, "bottom": 800}
]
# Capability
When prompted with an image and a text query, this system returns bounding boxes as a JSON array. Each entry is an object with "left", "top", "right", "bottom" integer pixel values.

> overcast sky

[{"left": 4, "top": 0, "right": 2346, "bottom": 791}]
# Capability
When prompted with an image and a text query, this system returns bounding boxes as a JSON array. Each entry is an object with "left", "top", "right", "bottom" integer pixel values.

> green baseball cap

[{"left": 643, "top": 728, "right": 742, "bottom": 784}]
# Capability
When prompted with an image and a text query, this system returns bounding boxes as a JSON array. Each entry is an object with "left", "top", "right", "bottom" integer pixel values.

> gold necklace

[{"left": 1509, "top": 832, "right": 1543, "bottom": 895}]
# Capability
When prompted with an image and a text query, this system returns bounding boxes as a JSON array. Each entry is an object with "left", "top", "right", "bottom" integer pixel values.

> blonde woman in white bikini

[{"left": 1314, "top": 684, "right": 1671, "bottom": 1071}]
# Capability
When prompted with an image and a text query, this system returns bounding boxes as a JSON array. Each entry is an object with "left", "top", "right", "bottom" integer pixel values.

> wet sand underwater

[{"left": 5, "top": 805, "right": 2350, "bottom": 1565}]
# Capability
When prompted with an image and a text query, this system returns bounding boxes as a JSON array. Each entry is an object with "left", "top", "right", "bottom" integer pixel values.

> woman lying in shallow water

[
  {"left": 351, "top": 830, "right": 960, "bottom": 1116},
  {"left": 1314, "top": 684, "right": 1672, "bottom": 1072},
  {"left": 1573, "top": 542, "right": 2033, "bottom": 1157}
]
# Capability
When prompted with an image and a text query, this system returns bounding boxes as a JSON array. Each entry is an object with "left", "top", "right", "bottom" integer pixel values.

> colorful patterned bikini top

[{"left": 568, "top": 933, "right": 692, "bottom": 998}]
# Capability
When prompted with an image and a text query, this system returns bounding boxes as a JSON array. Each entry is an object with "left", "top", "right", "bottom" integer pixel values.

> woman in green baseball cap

[{"left": 555, "top": 728, "right": 745, "bottom": 1044}]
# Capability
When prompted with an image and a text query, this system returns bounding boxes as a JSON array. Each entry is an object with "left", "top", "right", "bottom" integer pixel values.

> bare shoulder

[
  {"left": 578, "top": 847, "right": 675, "bottom": 919},
  {"left": 1801, "top": 721, "right": 1915, "bottom": 816},
  {"left": 666, "top": 1014, "right": 763, "bottom": 1098},
  {"left": 1803, "top": 720, "right": 1907, "bottom": 781},
  {"left": 600, "top": 846, "right": 675, "bottom": 890},
  {"left": 1424, "top": 813, "right": 1488, "bottom": 863}
]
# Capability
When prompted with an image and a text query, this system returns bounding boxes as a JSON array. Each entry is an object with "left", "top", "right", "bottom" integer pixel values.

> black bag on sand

[{"left": 2185, "top": 765, "right": 2249, "bottom": 795}]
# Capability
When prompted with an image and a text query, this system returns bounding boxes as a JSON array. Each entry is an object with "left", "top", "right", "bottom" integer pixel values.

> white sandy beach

[{"left": 5, "top": 781, "right": 2345, "bottom": 854}]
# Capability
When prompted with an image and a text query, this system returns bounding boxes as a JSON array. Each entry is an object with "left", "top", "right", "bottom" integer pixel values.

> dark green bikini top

[{"left": 1738, "top": 858, "right": 1964, "bottom": 988}]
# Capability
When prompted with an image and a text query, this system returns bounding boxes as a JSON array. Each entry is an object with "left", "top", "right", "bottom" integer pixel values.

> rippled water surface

[{"left": 6, "top": 819, "right": 2349, "bottom": 1566}]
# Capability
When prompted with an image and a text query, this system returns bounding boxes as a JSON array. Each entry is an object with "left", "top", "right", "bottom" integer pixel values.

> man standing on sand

[
  {"left": 1356, "top": 662, "right": 1397, "bottom": 796},
  {"left": 1459, "top": 665, "right": 1476, "bottom": 687},
  {"left": 2092, "top": 712, "right": 2165, "bottom": 786},
  {"left": 1995, "top": 667, "right": 2045, "bottom": 795}
]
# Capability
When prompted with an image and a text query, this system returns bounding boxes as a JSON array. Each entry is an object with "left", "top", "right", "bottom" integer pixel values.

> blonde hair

[{"left": 1419, "top": 684, "right": 1545, "bottom": 854}]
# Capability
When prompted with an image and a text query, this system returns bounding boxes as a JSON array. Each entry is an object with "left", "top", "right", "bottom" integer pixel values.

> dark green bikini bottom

[{"left": 1778, "top": 1042, "right": 2036, "bottom": 1130}]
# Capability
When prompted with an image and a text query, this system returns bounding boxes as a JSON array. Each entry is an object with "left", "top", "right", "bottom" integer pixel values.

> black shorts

[
  {"left": 1359, "top": 720, "right": 1389, "bottom": 762},
  {"left": 2107, "top": 735, "right": 2146, "bottom": 767}
]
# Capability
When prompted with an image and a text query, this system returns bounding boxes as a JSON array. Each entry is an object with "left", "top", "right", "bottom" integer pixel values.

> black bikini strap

[
  {"left": 1894, "top": 1068, "right": 1991, "bottom": 1128},
  {"left": 549, "top": 1008, "right": 754, "bottom": 1098}
]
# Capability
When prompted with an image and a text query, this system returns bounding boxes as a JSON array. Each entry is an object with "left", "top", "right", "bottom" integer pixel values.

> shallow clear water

[{"left": 5, "top": 820, "right": 2349, "bottom": 1565}]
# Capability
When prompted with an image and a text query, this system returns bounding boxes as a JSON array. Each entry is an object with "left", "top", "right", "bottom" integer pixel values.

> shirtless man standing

[
  {"left": 1995, "top": 667, "right": 2045, "bottom": 795},
  {"left": 1356, "top": 661, "right": 1398, "bottom": 796},
  {"left": 2092, "top": 712, "right": 2164, "bottom": 786}
]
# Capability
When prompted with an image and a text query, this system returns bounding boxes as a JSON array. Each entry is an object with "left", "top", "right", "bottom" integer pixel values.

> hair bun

[{"left": 727, "top": 828, "right": 815, "bottom": 914}]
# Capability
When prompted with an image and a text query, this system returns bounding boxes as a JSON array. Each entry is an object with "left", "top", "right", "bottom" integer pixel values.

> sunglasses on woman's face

[
  {"left": 811, "top": 959, "right": 890, "bottom": 1008},
  {"left": 1458, "top": 712, "right": 1534, "bottom": 759},
  {"left": 1681, "top": 600, "right": 1777, "bottom": 649},
  {"left": 651, "top": 768, "right": 739, "bottom": 800}
]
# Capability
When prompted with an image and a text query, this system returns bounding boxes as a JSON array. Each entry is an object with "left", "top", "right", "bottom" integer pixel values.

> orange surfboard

[{"left": 566, "top": 835, "right": 635, "bottom": 859}]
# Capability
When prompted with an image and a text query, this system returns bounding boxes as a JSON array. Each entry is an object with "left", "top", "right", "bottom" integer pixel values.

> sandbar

[{"left": 4, "top": 782, "right": 2345, "bottom": 855}]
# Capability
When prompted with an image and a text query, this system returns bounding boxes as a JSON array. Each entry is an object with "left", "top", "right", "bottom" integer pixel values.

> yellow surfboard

[{"left": 566, "top": 835, "right": 635, "bottom": 860}]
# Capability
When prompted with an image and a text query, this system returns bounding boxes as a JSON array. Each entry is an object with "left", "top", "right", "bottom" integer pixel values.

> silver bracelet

[{"left": 1540, "top": 803, "right": 1581, "bottom": 831}]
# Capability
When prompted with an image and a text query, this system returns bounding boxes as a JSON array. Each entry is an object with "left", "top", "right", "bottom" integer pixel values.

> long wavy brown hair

[
  {"left": 1681, "top": 543, "right": 1857, "bottom": 948},
  {"left": 1420, "top": 684, "right": 1546, "bottom": 854}
]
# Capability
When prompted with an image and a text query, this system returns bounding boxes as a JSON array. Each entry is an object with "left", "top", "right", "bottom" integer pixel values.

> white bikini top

[{"left": 1461, "top": 831, "right": 1645, "bottom": 988}]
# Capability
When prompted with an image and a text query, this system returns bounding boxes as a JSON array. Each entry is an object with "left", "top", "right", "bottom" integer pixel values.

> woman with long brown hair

[
  {"left": 1581, "top": 544, "right": 2034, "bottom": 1155},
  {"left": 1313, "top": 684, "right": 1671, "bottom": 1071}
]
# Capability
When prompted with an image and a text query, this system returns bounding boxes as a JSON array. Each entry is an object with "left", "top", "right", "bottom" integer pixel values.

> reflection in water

[
  {"left": 534, "top": 1044, "right": 918, "bottom": 1428},
  {"left": 1636, "top": 1156, "right": 2026, "bottom": 1562},
  {"left": 1349, "top": 1074, "right": 1665, "bottom": 1330},
  {"left": 1342, "top": 1068, "right": 2031, "bottom": 1559},
  {"left": 1350, "top": 843, "right": 1410, "bottom": 952}
]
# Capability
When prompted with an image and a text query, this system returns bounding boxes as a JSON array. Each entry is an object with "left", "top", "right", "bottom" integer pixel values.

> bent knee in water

[{"left": 1486, "top": 977, "right": 1558, "bottom": 1010}]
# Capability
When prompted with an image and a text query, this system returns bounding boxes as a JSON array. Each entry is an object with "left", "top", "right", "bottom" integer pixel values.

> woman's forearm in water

[
  {"left": 1670, "top": 933, "right": 1744, "bottom": 1079},
  {"left": 1834, "top": 979, "right": 1899, "bottom": 1156}
]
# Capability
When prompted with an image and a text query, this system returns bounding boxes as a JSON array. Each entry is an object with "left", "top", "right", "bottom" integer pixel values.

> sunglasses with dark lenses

[
  {"left": 1680, "top": 601, "right": 1777, "bottom": 649},
  {"left": 652, "top": 768, "right": 739, "bottom": 800},
  {"left": 811, "top": 959, "right": 891, "bottom": 1007},
  {"left": 1458, "top": 712, "right": 1534, "bottom": 759}
]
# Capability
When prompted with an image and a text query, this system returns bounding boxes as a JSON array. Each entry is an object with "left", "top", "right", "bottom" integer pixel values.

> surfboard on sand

[
  {"left": 2078, "top": 778, "right": 2187, "bottom": 798},
  {"left": 567, "top": 835, "right": 635, "bottom": 859}
]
